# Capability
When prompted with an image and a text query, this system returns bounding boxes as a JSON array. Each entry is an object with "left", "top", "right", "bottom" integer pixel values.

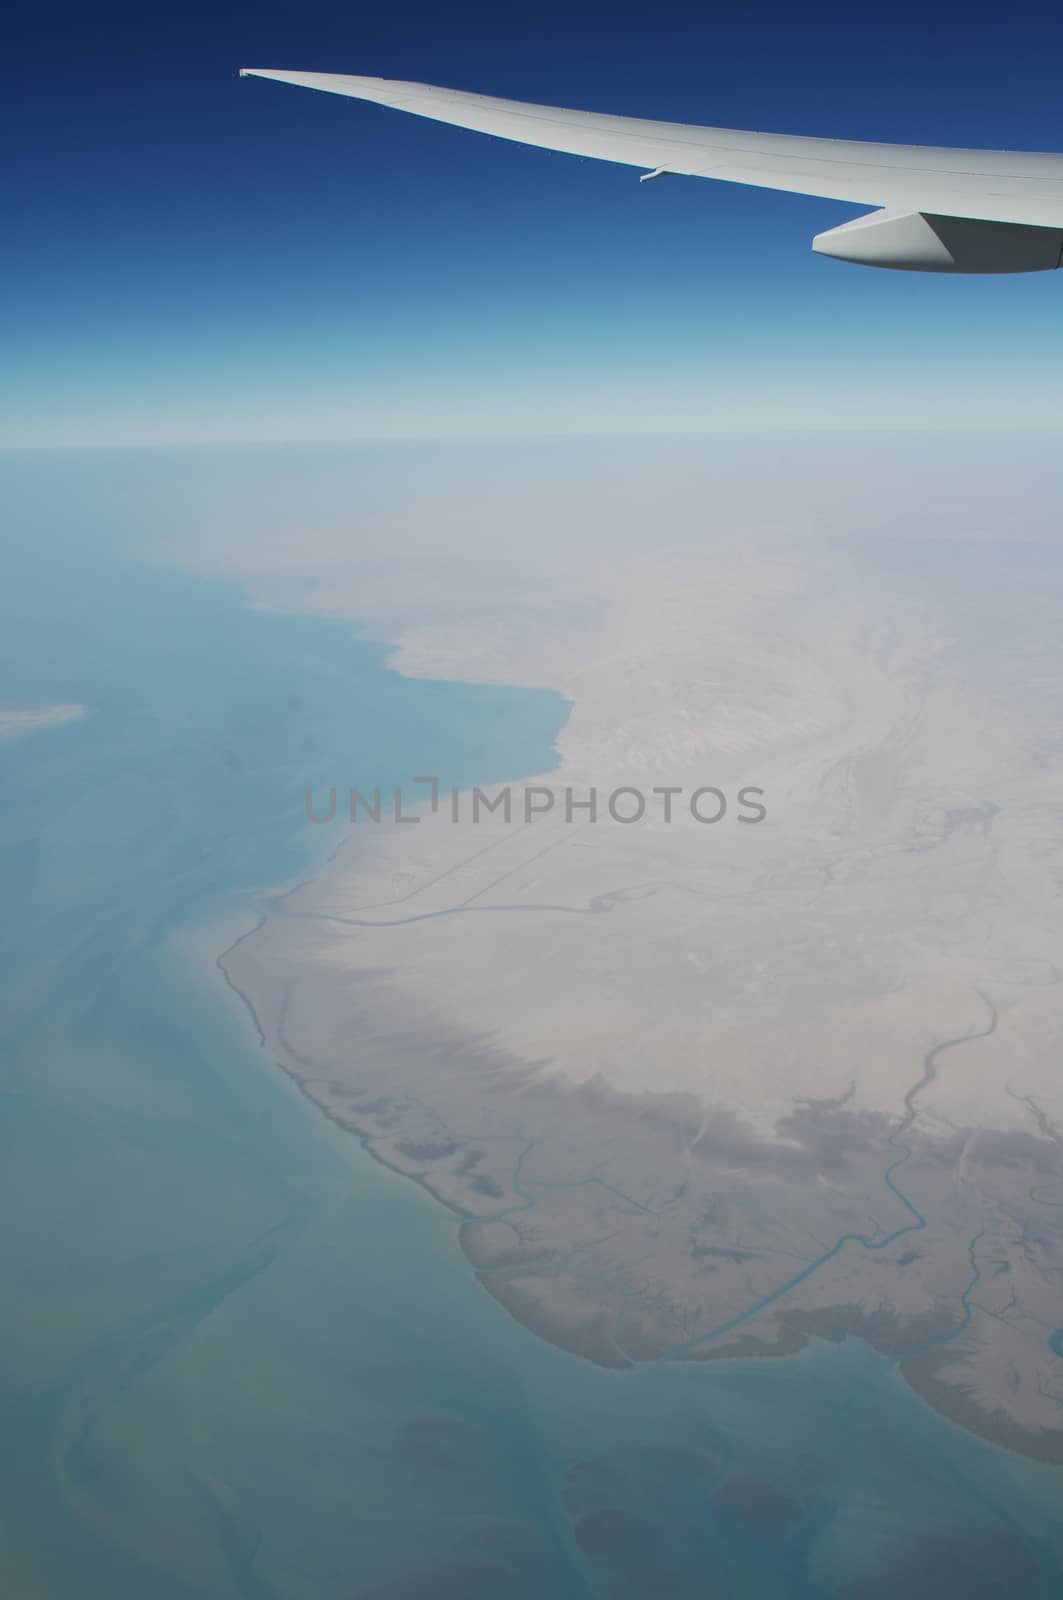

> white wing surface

[{"left": 239, "top": 69, "right": 1063, "bottom": 272}]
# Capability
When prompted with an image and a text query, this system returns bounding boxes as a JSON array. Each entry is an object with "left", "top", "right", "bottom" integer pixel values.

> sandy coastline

[
  {"left": 216, "top": 801, "right": 1063, "bottom": 1463},
  {"left": 186, "top": 437, "right": 1063, "bottom": 1462}
]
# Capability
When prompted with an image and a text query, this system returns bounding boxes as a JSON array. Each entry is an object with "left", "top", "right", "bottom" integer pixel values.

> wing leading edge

[{"left": 238, "top": 68, "right": 1063, "bottom": 273}]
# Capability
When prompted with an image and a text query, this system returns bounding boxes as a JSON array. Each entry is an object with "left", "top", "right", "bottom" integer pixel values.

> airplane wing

[{"left": 238, "top": 68, "right": 1063, "bottom": 273}]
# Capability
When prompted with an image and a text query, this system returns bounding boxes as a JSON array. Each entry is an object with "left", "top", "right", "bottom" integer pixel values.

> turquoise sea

[{"left": 1, "top": 449, "right": 1061, "bottom": 1599}]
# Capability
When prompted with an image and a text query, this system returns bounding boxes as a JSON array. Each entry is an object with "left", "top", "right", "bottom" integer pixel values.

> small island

[{"left": 0, "top": 704, "right": 87, "bottom": 744}]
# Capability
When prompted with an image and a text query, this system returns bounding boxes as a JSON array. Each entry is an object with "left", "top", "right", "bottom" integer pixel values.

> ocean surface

[{"left": 1, "top": 449, "right": 1062, "bottom": 1599}]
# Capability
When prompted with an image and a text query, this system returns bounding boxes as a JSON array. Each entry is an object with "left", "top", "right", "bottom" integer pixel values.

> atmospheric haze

[{"left": 116, "top": 428, "right": 1063, "bottom": 1462}]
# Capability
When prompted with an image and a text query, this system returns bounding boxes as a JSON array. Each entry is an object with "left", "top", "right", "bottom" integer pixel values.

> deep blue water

[{"left": 1, "top": 449, "right": 1062, "bottom": 1599}]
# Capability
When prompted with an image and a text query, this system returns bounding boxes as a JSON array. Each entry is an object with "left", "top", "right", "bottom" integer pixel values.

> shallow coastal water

[{"left": 1, "top": 451, "right": 1062, "bottom": 1598}]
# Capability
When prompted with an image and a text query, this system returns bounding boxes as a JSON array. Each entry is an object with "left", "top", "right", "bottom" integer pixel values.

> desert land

[{"left": 175, "top": 435, "right": 1063, "bottom": 1460}]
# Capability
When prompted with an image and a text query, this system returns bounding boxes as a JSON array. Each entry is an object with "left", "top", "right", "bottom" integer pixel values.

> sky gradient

[{"left": 7, "top": 0, "right": 1063, "bottom": 446}]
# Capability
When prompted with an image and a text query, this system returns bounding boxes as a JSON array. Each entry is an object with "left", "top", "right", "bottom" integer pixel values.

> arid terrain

[{"left": 174, "top": 435, "right": 1063, "bottom": 1460}]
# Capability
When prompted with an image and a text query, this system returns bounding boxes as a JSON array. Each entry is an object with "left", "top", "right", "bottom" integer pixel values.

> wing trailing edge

[{"left": 239, "top": 68, "right": 1063, "bottom": 273}]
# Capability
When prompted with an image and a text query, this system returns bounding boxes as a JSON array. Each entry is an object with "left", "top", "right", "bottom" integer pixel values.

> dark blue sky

[{"left": 7, "top": 0, "right": 1063, "bottom": 444}]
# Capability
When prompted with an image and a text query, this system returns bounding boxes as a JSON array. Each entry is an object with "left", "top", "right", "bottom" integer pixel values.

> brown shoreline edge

[{"left": 215, "top": 902, "right": 1063, "bottom": 1469}]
